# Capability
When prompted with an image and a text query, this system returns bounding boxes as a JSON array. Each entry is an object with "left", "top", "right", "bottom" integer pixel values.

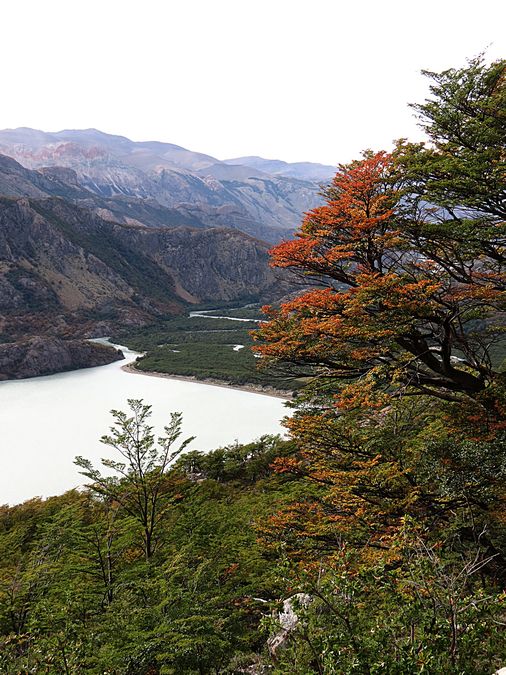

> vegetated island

[
  {"left": 112, "top": 306, "right": 301, "bottom": 397},
  {"left": 121, "top": 361, "right": 291, "bottom": 399}
]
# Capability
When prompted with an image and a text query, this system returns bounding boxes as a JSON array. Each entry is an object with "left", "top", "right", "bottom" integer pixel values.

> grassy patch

[{"left": 134, "top": 343, "right": 266, "bottom": 385}]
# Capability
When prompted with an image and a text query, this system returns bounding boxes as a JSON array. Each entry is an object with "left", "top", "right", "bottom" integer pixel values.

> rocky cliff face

[
  {"left": 110, "top": 223, "right": 284, "bottom": 302},
  {"left": 0, "top": 196, "right": 287, "bottom": 340},
  {"left": 0, "top": 152, "right": 231, "bottom": 233},
  {"left": 0, "top": 336, "right": 124, "bottom": 380}
]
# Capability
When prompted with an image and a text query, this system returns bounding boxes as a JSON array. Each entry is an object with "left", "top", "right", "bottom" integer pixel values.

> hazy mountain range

[{"left": 0, "top": 128, "right": 335, "bottom": 242}]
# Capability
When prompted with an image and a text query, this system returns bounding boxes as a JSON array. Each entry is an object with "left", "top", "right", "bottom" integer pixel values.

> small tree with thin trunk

[{"left": 75, "top": 399, "right": 194, "bottom": 561}]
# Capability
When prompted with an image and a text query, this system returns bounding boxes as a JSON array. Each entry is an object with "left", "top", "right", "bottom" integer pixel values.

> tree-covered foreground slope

[
  {"left": 1, "top": 55, "right": 505, "bottom": 674},
  {"left": 0, "top": 414, "right": 305, "bottom": 673}
]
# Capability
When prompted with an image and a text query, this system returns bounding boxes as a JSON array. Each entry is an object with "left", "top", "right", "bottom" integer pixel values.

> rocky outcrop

[
  {"left": 0, "top": 336, "right": 124, "bottom": 380},
  {"left": 267, "top": 594, "right": 313, "bottom": 658},
  {"left": 111, "top": 222, "right": 288, "bottom": 303}
]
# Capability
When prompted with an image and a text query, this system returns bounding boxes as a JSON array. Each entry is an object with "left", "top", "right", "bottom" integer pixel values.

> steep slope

[
  {"left": 0, "top": 151, "right": 288, "bottom": 243},
  {"left": 0, "top": 154, "right": 86, "bottom": 200},
  {"left": 0, "top": 197, "right": 285, "bottom": 341}
]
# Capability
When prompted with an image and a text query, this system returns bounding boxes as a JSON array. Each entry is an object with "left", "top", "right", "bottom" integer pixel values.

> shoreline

[{"left": 121, "top": 362, "right": 292, "bottom": 400}]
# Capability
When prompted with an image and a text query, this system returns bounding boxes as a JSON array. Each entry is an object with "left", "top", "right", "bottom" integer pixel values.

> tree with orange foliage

[
  {"left": 253, "top": 57, "right": 506, "bottom": 564},
  {"left": 255, "top": 151, "right": 505, "bottom": 409},
  {"left": 254, "top": 148, "right": 506, "bottom": 561}
]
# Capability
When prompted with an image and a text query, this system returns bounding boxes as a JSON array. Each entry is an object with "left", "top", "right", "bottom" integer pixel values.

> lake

[{"left": 0, "top": 345, "right": 289, "bottom": 505}]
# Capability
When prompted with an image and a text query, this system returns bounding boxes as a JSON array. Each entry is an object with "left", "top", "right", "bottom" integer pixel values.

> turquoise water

[{"left": 0, "top": 345, "right": 288, "bottom": 505}]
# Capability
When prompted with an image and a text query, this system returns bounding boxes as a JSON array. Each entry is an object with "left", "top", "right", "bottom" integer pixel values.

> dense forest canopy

[{"left": 1, "top": 55, "right": 505, "bottom": 674}]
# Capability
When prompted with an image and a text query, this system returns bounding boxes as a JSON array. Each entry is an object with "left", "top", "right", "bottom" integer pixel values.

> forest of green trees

[{"left": 1, "top": 55, "right": 505, "bottom": 673}]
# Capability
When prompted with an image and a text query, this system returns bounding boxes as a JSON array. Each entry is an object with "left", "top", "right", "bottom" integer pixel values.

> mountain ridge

[
  {"left": 0, "top": 127, "right": 331, "bottom": 242},
  {"left": 224, "top": 155, "right": 336, "bottom": 182},
  {"left": 0, "top": 128, "right": 304, "bottom": 378}
]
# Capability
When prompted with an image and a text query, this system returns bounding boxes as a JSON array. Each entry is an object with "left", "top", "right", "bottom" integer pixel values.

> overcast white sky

[{"left": 1, "top": 0, "right": 504, "bottom": 165}]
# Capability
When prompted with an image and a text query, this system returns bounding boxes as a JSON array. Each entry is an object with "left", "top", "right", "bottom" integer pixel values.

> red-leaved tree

[{"left": 255, "top": 151, "right": 506, "bottom": 411}]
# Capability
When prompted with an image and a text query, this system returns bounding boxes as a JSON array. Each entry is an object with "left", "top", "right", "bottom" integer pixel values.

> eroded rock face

[
  {"left": 0, "top": 196, "right": 289, "bottom": 341},
  {"left": 0, "top": 336, "right": 123, "bottom": 380}
]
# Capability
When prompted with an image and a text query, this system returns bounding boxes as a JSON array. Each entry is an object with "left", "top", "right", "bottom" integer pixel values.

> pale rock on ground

[{"left": 267, "top": 593, "right": 312, "bottom": 657}]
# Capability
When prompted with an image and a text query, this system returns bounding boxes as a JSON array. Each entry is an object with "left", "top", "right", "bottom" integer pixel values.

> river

[
  {"left": 0, "top": 345, "right": 288, "bottom": 505},
  {"left": 188, "top": 309, "right": 263, "bottom": 323}
]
